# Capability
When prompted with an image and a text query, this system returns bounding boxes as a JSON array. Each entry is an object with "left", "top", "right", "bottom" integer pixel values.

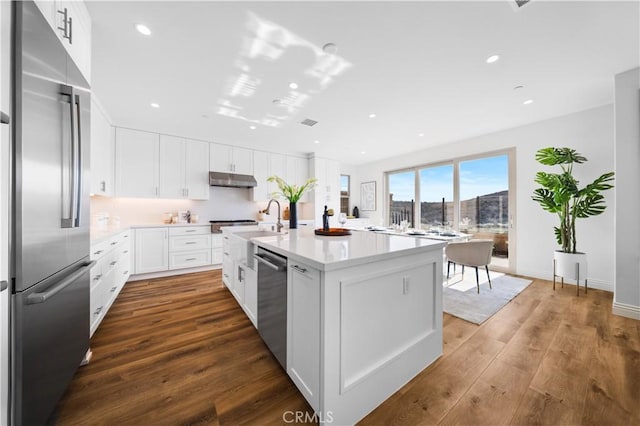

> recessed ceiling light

[
  {"left": 135, "top": 24, "right": 151, "bottom": 36},
  {"left": 289, "top": 82, "right": 298, "bottom": 90},
  {"left": 418, "top": 133, "right": 425, "bottom": 137},
  {"left": 150, "top": 102, "right": 159, "bottom": 108},
  {"left": 523, "top": 99, "right": 534, "bottom": 105},
  {"left": 368, "top": 113, "right": 376, "bottom": 119},
  {"left": 249, "top": 125, "right": 256, "bottom": 130},
  {"left": 361, "top": 151, "right": 366, "bottom": 154},
  {"left": 314, "top": 140, "right": 320, "bottom": 144},
  {"left": 486, "top": 55, "right": 500, "bottom": 64},
  {"left": 322, "top": 43, "right": 338, "bottom": 54}
]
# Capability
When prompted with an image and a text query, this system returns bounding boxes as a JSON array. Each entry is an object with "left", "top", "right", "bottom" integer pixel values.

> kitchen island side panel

[{"left": 320, "top": 248, "right": 443, "bottom": 425}]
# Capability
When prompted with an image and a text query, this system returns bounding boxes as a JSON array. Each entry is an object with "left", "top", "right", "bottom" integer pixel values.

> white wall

[
  {"left": 354, "top": 105, "right": 616, "bottom": 291},
  {"left": 613, "top": 68, "right": 640, "bottom": 319}
]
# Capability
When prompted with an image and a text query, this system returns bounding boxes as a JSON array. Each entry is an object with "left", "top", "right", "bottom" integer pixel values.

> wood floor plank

[{"left": 54, "top": 272, "right": 639, "bottom": 426}]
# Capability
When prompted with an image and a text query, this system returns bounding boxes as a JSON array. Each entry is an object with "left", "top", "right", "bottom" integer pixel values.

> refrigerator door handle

[
  {"left": 25, "top": 261, "right": 95, "bottom": 305},
  {"left": 0, "top": 111, "right": 9, "bottom": 124},
  {"left": 60, "top": 85, "right": 77, "bottom": 228},
  {"left": 1, "top": 280, "right": 7, "bottom": 292},
  {"left": 74, "top": 93, "right": 82, "bottom": 227}
]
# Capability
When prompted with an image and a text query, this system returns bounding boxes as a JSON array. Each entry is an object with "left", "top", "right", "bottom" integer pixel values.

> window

[
  {"left": 385, "top": 151, "right": 513, "bottom": 271},
  {"left": 388, "top": 170, "right": 415, "bottom": 226},
  {"left": 340, "top": 175, "right": 350, "bottom": 214}
]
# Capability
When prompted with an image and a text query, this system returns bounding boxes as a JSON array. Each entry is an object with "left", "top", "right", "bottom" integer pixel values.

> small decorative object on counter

[
  {"left": 177, "top": 210, "right": 189, "bottom": 223},
  {"left": 190, "top": 214, "right": 198, "bottom": 224},
  {"left": 162, "top": 212, "right": 173, "bottom": 224},
  {"left": 283, "top": 206, "right": 290, "bottom": 220},
  {"left": 267, "top": 175, "right": 317, "bottom": 229},
  {"left": 353, "top": 206, "right": 359, "bottom": 218},
  {"left": 257, "top": 210, "right": 264, "bottom": 221}
]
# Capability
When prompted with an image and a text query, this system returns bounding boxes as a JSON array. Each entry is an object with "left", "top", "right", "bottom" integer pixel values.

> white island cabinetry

[
  {"left": 251, "top": 229, "right": 445, "bottom": 424},
  {"left": 287, "top": 260, "right": 321, "bottom": 409}
]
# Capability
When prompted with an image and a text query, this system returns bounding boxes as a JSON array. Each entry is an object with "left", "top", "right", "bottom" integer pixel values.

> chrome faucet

[{"left": 261, "top": 199, "right": 284, "bottom": 233}]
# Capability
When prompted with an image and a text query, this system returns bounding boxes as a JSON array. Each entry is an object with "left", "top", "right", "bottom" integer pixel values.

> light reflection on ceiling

[{"left": 216, "top": 12, "right": 352, "bottom": 128}]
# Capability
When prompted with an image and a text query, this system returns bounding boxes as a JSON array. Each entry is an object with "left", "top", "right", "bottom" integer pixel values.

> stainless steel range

[{"left": 209, "top": 220, "right": 258, "bottom": 233}]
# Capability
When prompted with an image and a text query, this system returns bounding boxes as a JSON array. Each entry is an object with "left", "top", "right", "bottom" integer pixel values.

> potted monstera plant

[{"left": 532, "top": 147, "right": 614, "bottom": 289}]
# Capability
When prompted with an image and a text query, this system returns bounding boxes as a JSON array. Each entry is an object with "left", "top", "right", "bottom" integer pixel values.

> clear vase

[{"left": 289, "top": 202, "right": 298, "bottom": 229}]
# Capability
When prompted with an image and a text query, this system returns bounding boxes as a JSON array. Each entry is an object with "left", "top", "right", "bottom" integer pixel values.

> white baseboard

[
  {"left": 515, "top": 268, "right": 613, "bottom": 292},
  {"left": 129, "top": 264, "right": 221, "bottom": 282},
  {"left": 612, "top": 301, "right": 640, "bottom": 320}
]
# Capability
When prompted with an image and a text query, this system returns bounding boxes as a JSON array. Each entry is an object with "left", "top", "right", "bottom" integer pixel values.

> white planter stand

[{"left": 553, "top": 251, "right": 588, "bottom": 295}]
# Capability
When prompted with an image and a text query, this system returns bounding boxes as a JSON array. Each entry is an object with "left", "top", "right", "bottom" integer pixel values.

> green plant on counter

[
  {"left": 267, "top": 175, "right": 318, "bottom": 203},
  {"left": 532, "top": 147, "right": 614, "bottom": 254}
]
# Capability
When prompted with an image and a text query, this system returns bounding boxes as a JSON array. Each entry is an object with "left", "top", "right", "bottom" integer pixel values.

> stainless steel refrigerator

[{"left": 10, "top": 2, "right": 92, "bottom": 424}]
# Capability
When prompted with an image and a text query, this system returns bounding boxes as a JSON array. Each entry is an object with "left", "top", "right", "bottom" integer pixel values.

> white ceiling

[{"left": 87, "top": 1, "right": 639, "bottom": 166}]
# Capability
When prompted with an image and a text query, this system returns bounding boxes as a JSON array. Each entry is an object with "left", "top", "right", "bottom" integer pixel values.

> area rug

[{"left": 443, "top": 271, "right": 532, "bottom": 324}]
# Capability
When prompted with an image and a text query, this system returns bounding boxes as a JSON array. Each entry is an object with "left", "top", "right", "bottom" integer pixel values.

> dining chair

[{"left": 445, "top": 239, "right": 494, "bottom": 293}]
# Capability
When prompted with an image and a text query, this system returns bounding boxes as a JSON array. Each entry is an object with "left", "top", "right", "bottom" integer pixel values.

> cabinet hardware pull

[
  {"left": 110, "top": 242, "right": 117, "bottom": 245},
  {"left": 110, "top": 261, "right": 117, "bottom": 266},
  {"left": 100, "top": 181, "right": 106, "bottom": 192},
  {"left": 57, "top": 8, "right": 72, "bottom": 43},
  {"left": 185, "top": 230, "right": 196, "bottom": 233},
  {"left": 185, "top": 241, "right": 196, "bottom": 245},
  {"left": 94, "top": 307, "right": 102, "bottom": 315},
  {"left": 123, "top": 250, "right": 128, "bottom": 254},
  {"left": 94, "top": 250, "right": 103, "bottom": 255},
  {"left": 124, "top": 271, "right": 128, "bottom": 275},
  {"left": 111, "top": 287, "right": 117, "bottom": 292},
  {"left": 93, "top": 274, "right": 102, "bottom": 281},
  {"left": 186, "top": 258, "right": 197, "bottom": 261},
  {"left": 124, "top": 234, "right": 128, "bottom": 238},
  {"left": 292, "top": 265, "right": 307, "bottom": 273}
]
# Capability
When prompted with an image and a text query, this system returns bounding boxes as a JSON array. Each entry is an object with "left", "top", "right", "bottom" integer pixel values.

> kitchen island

[{"left": 250, "top": 227, "right": 446, "bottom": 425}]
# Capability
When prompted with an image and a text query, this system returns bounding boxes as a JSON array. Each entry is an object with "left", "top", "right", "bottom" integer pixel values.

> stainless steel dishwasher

[{"left": 254, "top": 247, "right": 288, "bottom": 369}]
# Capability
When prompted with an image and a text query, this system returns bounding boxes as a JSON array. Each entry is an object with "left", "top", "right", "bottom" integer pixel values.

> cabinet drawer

[
  {"left": 169, "top": 226, "right": 210, "bottom": 236},
  {"left": 90, "top": 239, "right": 110, "bottom": 261},
  {"left": 169, "top": 250, "right": 211, "bottom": 270},
  {"left": 169, "top": 234, "right": 211, "bottom": 251}
]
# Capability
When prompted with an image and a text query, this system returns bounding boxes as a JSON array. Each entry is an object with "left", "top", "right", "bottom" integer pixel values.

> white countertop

[
  {"left": 250, "top": 227, "right": 446, "bottom": 272},
  {"left": 90, "top": 222, "right": 210, "bottom": 243}
]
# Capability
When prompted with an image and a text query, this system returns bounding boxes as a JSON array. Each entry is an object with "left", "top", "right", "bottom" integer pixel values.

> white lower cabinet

[
  {"left": 90, "top": 229, "right": 132, "bottom": 336},
  {"left": 168, "top": 226, "right": 211, "bottom": 270},
  {"left": 134, "top": 228, "right": 169, "bottom": 274},
  {"left": 243, "top": 265, "right": 257, "bottom": 326},
  {"left": 287, "top": 260, "right": 321, "bottom": 409}
]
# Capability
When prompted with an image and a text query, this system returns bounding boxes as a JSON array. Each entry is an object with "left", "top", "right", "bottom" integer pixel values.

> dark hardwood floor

[{"left": 55, "top": 270, "right": 639, "bottom": 426}]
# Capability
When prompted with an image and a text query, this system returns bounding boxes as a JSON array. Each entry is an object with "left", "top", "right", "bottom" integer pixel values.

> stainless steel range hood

[{"left": 209, "top": 171, "right": 257, "bottom": 188}]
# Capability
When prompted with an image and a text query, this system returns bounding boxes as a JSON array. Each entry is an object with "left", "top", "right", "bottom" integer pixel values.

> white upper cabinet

[
  {"left": 209, "top": 143, "right": 253, "bottom": 175},
  {"left": 115, "top": 128, "right": 160, "bottom": 198},
  {"left": 90, "top": 98, "right": 113, "bottom": 196},
  {"left": 252, "top": 150, "right": 270, "bottom": 202},
  {"left": 159, "top": 135, "right": 185, "bottom": 199},
  {"left": 232, "top": 146, "right": 254, "bottom": 175},
  {"left": 184, "top": 140, "right": 210, "bottom": 200},
  {"left": 286, "top": 156, "right": 310, "bottom": 202},
  {"left": 310, "top": 157, "right": 341, "bottom": 227},
  {"left": 159, "top": 136, "right": 210, "bottom": 200},
  {"left": 34, "top": 0, "right": 92, "bottom": 83}
]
